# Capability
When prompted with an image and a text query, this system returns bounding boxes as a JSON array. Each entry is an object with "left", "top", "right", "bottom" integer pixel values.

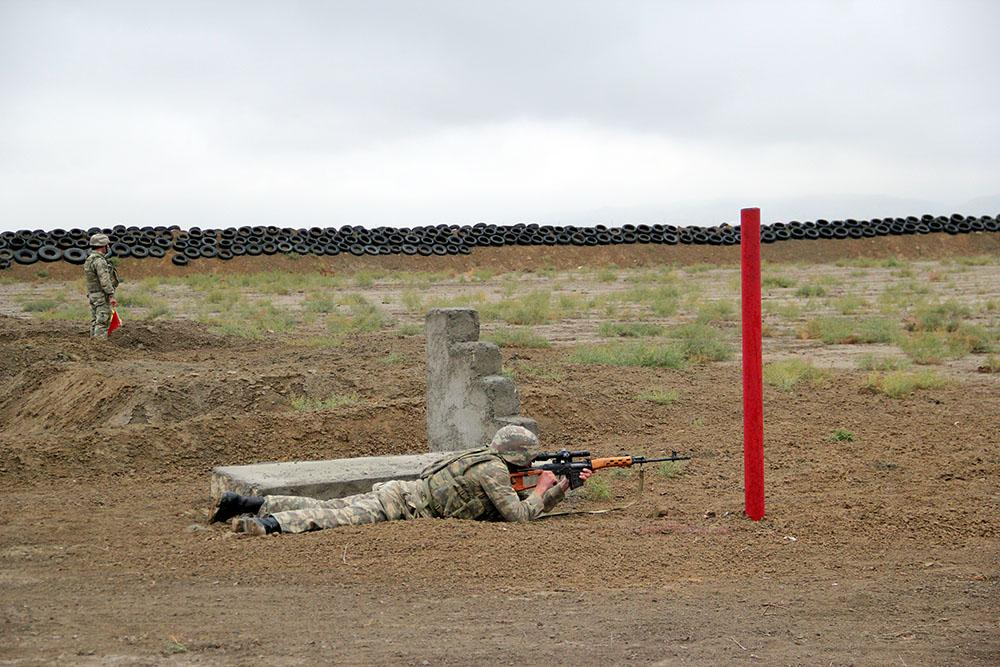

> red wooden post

[{"left": 741, "top": 207, "right": 765, "bottom": 520}]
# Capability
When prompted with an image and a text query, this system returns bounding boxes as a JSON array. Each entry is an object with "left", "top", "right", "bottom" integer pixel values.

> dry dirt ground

[{"left": 1, "top": 235, "right": 998, "bottom": 666}]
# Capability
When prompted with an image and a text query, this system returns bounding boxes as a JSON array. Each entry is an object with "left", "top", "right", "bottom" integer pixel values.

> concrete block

[
  {"left": 425, "top": 307, "right": 538, "bottom": 452},
  {"left": 210, "top": 452, "right": 445, "bottom": 501},
  {"left": 495, "top": 415, "right": 539, "bottom": 434},
  {"left": 481, "top": 375, "right": 519, "bottom": 417}
]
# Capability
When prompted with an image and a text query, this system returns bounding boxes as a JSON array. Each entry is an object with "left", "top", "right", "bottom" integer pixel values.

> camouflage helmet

[
  {"left": 489, "top": 425, "right": 540, "bottom": 467},
  {"left": 89, "top": 233, "right": 111, "bottom": 247}
]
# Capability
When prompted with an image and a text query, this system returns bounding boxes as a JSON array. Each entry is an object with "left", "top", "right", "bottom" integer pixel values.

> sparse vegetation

[
  {"left": 863, "top": 370, "right": 947, "bottom": 398},
  {"left": 569, "top": 341, "right": 686, "bottom": 369},
  {"left": 800, "top": 316, "right": 899, "bottom": 345},
  {"left": 795, "top": 283, "right": 827, "bottom": 298},
  {"left": 856, "top": 353, "right": 909, "bottom": 371},
  {"left": 763, "top": 359, "right": 828, "bottom": 391},
  {"left": 829, "top": 428, "right": 855, "bottom": 442},
  {"left": 486, "top": 326, "right": 551, "bottom": 348},
  {"left": 583, "top": 477, "right": 612, "bottom": 501},
  {"left": 598, "top": 322, "right": 664, "bottom": 338},
  {"left": 637, "top": 388, "right": 680, "bottom": 405},
  {"left": 669, "top": 323, "right": 733, "bottom": 362},
  {"left": 657, "top": 460, "right": 686, "bottom": 478},
  {"left": 290, "top": 393, "right": 359, "bottom": 411}
]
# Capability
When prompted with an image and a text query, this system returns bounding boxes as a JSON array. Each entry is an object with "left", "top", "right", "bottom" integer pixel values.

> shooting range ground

[{"left": 1, "top": 233, "right": 998, "bottom": 665}]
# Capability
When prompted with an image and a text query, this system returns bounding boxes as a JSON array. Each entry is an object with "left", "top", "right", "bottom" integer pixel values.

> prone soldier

[{"left": 210, "top": 425, "right": 592, "bottom": 536}]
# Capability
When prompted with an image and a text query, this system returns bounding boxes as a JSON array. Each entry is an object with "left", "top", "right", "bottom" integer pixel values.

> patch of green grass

[
  {"left": 38, "top": 303, "right": 91, "bottom": 321},
  {"left": 597, "top": 321, "right": 665, "bottom": 338},
  {"left": 795, "top": 283, "right": 827, "bottom": 298},
  {"left": 471, "top": 268, "right": 495, "bottom": 282},
  {"left": 829, "top": 428, "right": 855, "bottom": 442},
  {"left": 595, "top": 267, "right": 618, "bottom": 283},
  {"left": 864, "top": 370, "right": 947, "bottom": 398},
  {"left": 685, "top": 263, "right": 718, "bottom": 273},
  {"left": 637, "top": 388, "right": 680, "bottom": 405},
  {"left": 377, "top": 352, "right": 406, "bottom": 365},
  {"left": 139, "top": 301, "right": 172, "bottom": 321},
  {"left": 763, "top": 301, "right": 804, "bottom": 320},
  {"left": 569, "top": 341, "right": 687, "bottom": 369},
  {"left": 326, "top": 294, "right": 391, "bottom": 335},
  {"left": 303, "top": 293, "right": 337, "bottom": 313},
  {"left": 290, "top": 393, "right": 359, "bottom": 411},
  {"left": 800, "top": 316, "right": 899, "bottom": 345},
  {"left": 695, "top": 300, "right": 738, "bottom": 324},
  {"left": 479, "top": 291, "right": 557, "bottom": 325},
  {"left": 656, "top": 460, "right": 686, "bottom": 478},
  {"left": 898, "top": 326, "right": 993, "bottom": 364},
  {"left": 485, "top": 326, "right": 551, "bottom": 348},
  {"left": 204, "top": 300, "right": 298, "bottom": 338},
  {"left": 516, "top": 364, "right": 567, "bottom": 382},
  {"left": 118, "top": 291, "right": 156, "bottom": 308},
  {"left": 397, "top": 323, "right": 422, "bottom": 337},
  {"left": 763, "top": 359, "right": 829, "bottom": 391},
  {"left": 353, "top": 271, "right": 376, "bottom": 288},
  {"left": 830, "top": 295, "right": 868, "bottom": 315},
  {"left": 856, "top": 353, "right": 909, "bottom": 371},
  {"left": 907, "top": 300, "right": 971, "bottom": 333},
  {"left": 954, "top": 255, "right": 993, "bottom": 266},
  {"left": 21, "top": 298, "right": 63, "bottom": 312},
  {"left": 619, "top": 284, "right": 682, "bottom": 317},
  {"left": 669, "top": 323, "right": 733, "bottom": 362},
  {"left": 762, "top": 275, "right": 796, "bottom": 289},
  {"left": 583, "top": 477, "right": 612, "bottom": 501}
]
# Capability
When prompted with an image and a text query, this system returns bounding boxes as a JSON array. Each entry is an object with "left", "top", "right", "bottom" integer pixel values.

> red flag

[{"left": 108, "top": 309, "right": 122, "bottom": 335}]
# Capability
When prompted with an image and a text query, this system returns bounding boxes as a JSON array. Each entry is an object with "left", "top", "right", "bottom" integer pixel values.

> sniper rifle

[{"left": 510, "top": 449, "right": 691, "bottom": 492}]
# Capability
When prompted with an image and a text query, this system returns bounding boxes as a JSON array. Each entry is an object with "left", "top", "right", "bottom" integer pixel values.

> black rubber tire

[
  {"left": 245, "top": 243, "right": 263, "bottom": 256},
  {"left": 148, "top": 246, "right": 165, "bottom": 258},
  {"left": 200, "top": 246, "right": 218, "bottom": 259},
  {"left": 171, "top": 254, "right": 188, "bottom": 266},
  {"left": 37, "top": 245, "right": 62, "bottom": 262},
  {"left": 14, "top": 248, "right": 38, "bottom": 264},
  {"left": 348, "top": 244, "right": 365, "bottom": 256},
  {"left": 0, "top": 259, "right": 10, "bottom": 271},
  {"left": 217, "top": 249, "right": 234, "bottom": 261},
  {"left": 63, "top": 248, "right": 87, "bottom": 264}
]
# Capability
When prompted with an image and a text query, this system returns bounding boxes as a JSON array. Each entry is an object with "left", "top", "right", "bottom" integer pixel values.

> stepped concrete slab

[
  {"left": 210, "top": 452, "right": 445, "bottom": 501},
  {"left": 425, "top": 308, "right": 537, "bottom": 452}
]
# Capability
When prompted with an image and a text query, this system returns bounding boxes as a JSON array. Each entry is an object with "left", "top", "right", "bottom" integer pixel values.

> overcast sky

[{"left": 1, "top": 0, "right": 998, "bottom": 232}]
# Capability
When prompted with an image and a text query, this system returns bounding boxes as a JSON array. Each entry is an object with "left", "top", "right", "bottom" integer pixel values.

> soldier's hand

[
  {"left": 560, "top": 468, "right": 593, "bottom": 491},
  {"left": 110, "top": 297, "right": 118, "bottom": 307},
  {"left": 533, "top": 470, "right": 559, "bottom": 495}
]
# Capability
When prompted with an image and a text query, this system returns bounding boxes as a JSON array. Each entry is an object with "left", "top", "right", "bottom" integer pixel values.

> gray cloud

[{"left": 1, "top": 0, "right": 998, "bottom": 231}]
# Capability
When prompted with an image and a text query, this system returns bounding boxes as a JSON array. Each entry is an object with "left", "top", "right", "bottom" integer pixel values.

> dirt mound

[{"left": 108, "top": 319, "right": 232, "bottom": 353}]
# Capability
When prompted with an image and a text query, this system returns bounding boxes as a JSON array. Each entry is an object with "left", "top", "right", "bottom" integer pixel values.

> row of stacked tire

[{"left": 1, "top": 213, "right": 997, "bottom": 270}]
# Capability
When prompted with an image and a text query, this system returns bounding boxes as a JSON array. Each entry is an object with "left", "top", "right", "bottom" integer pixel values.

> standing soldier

[{"left": 83, "top": 233, "right": 119, "bottom": 339}]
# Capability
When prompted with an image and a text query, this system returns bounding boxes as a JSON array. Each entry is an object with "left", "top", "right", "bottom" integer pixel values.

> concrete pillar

[{"left": 425, "top": 308, "right": 537, "bottom": 452}]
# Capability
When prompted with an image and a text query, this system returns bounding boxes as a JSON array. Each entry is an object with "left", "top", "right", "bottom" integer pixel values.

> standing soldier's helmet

[
  {"left": 89, "top": 233, "right": 111, "bottom": 247},
  {"left": 489, "top": 425, "right": 540, "bottom": 467}
]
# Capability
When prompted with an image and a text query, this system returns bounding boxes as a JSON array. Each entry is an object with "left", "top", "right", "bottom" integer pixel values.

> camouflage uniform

[
  {"left": 83, "top": 246, "right": 118, "bottom": 339},
  {"left": 262, "top": 446, "right": 566, "bottom": 534}
]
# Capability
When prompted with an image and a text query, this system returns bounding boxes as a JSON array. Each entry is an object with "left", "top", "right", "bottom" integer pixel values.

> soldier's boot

[
  {"left": 233, "top": 515, "right": 281, "bottom": 536},
  {"left": 210, "top": 491, "right": 265, "bottom": 523}
]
